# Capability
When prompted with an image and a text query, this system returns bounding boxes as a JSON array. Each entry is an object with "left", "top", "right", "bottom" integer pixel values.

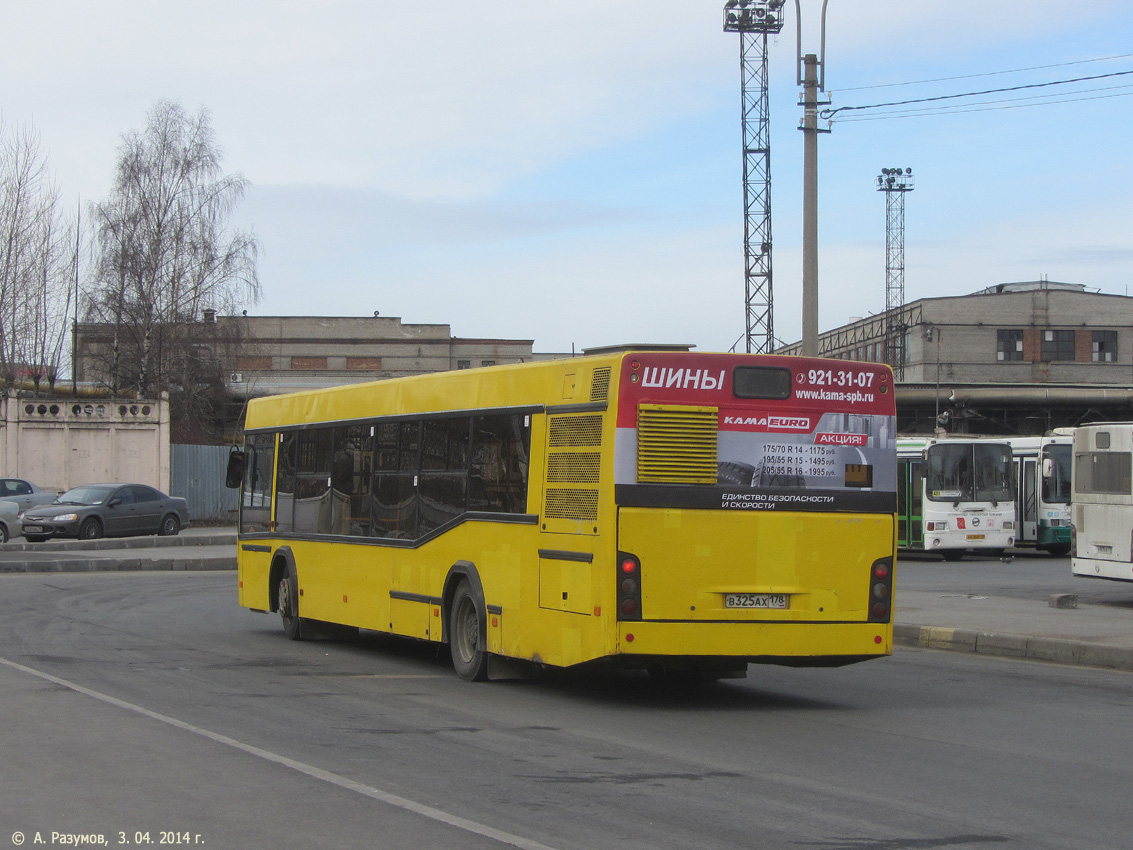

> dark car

[{"left": 20, "top": 483, "right": 190, "bottom": 542}]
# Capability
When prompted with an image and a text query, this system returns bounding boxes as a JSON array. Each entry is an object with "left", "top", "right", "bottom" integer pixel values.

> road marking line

[{"left": 0, "top": 656, "right": 560, "bottom": 850}]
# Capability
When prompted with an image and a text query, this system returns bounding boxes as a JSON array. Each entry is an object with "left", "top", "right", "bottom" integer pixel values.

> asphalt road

[{"left": 1, "top": 570, "right": 1131, "bottom": 850}]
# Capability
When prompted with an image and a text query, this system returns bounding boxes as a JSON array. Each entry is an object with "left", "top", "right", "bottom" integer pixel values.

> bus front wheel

[
  {"left": 278, "top": 563, "right": 305, "bottom": 641},
  {"left": 449, "top": 582, "right": 489, "bottom": 681}
]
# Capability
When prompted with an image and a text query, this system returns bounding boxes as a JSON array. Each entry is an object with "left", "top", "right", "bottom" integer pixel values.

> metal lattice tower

[
  {"left": 876, "top": 167, "right": 914, "bottom": 378},
  {"left": 724, "top": 1, "right": 785, "bottom": 354}
]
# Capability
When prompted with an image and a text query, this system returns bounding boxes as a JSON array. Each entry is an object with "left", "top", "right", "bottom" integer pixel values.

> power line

[
  {"left": 836, "top": 53, "right": 1133, "bottom": 92},
  {"left": 823, "top": 69, "right": 1133, "bottom": 119},
  {"left": 837, "top": 79, "right": 1133, "bottom": 120},
  {"left": 837, "top": 87, "right": 1133, "bottom": 122}
]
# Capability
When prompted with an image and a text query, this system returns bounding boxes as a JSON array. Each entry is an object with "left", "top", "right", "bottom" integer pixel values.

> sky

[{"left": 3, "top": 1, "right": 1133, "bottom": 355}]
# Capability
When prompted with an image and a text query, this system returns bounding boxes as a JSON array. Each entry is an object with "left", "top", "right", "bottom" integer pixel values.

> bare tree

[
  {"left": 86, "top": 99, "right": 261, "bottom": 438},
  {"left": 0, "top": 121, "right": 75, "bottom": 391}
]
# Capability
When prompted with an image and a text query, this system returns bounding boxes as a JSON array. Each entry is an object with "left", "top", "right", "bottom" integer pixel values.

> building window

[
  {"left": 1093, "top": 331, "right": 1118, "bottom": 362},
  {"left": 346, "top": 357, "right": 382, "bottom": 370},
  {"left": 237, "top": 355, "right": 272, "bottom": 370},
  {"left": 481, "top": 360, "right": 496, "bottom": 367},
  {"left": 457, "top": 360, "right": 471, "bottom": 370},
  {"left": 997, "top": 330, "right": 1024, "bottom": 361},
  {"left": 1040, "top": 330, "right": 1075, "bottom": 362},
  {"left": 291, "top": 356, "right": 327, "bottom": 370}
]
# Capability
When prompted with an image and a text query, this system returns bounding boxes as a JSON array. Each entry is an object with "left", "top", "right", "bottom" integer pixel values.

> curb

[
  {"left": 0, "top": 533, "right": 237, "bottom": 553},
  {"left": 894, "top": 624, "right": 1133, "bottom": 673},
  {"left": 0, "top": 555, "right": 236, "bottom": 574}
]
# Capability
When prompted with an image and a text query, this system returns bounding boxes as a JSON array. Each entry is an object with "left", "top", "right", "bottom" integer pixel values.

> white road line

[{"left": 1, "top": 656, "right": 560, "bottom": 850}]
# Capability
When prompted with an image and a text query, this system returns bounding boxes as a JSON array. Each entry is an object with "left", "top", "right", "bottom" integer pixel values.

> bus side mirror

[
  {"left": 1042, "top": 458, "right": 1053, "bottom": 478},
  {"left": 226, "top": 448, "right": 245, "bottom": 489}
]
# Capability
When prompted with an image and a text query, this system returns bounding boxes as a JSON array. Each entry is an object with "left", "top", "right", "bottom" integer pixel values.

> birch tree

[
  {"left": 87, "top": 99, "right": 261, "bottom": 438},
  {"left": 0, "top": 122, "right": 75, "bottom": 391}
]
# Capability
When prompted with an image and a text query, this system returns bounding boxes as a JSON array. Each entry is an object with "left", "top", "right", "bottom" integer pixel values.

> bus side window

[
  {"left": 275, "top": 432, "right": 298, "bottom": 533},
  {"left": 471, "top": 414, "right": 531, "bottom": 514},
  {"left": 373, "top": 421, "right": 419, "bottom": 539},
  {"left": 241, "top": 433, "right": 275, "bottom": 533}
]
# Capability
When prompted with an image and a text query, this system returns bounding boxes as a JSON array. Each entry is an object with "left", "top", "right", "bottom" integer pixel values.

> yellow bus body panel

[{"left": 618, "top": 508, "right": 894, "bottom": 623}]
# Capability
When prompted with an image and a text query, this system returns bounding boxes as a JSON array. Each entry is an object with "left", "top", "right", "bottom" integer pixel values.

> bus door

[
  {"left": 1019, "top": 457, "right": 1038, "bottom": 544},
  {"left": 898, "top": 458, "right": 923, "bottom": 549}
]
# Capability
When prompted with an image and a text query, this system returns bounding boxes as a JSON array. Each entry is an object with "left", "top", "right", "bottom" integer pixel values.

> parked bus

[
  {"left": 1071, "top": 422, "right": 1133, "bottom": 582},
  {"left": 897, "top": 436, "right": 1015, "bottom": 559},
  {"left": 228, "top": 349, "right": 898, "bottom": 680},
  {"left": 1005, "top": 433, "right": 1072, "bottom": 556}
]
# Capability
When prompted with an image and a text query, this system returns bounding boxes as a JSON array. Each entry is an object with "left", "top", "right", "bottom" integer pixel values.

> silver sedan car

[{"left": 0, "top": 477, "right": 57, "bottom": 512}]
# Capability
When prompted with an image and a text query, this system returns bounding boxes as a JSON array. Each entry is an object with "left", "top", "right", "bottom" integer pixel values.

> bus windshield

[
  {"left": 925, "top": 442, "right": 1013, "bottom": 503},
  {"left": 1041, "top": 443, "right": 1071, "bottom": 504}
]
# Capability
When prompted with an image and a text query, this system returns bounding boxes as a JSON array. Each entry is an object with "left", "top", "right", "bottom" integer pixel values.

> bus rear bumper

[{"left": 616, "top": 620, "right": 892, "bottom": 665}]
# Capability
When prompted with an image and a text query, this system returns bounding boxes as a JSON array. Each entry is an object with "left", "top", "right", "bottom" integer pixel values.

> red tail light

[
  {"left": 616, "top": 551, "right": 642, "bottom": 621},
  {"left": 868, "top": 557, "right": 894, "bottom": 623}
]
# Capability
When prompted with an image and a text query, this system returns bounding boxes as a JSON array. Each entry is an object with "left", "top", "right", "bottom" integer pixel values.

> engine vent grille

[
  {"left": 549, "top": 415, "right": 602, "bottom": 447},
  {"left": 636, "top": 405, "right": 719, "bottom": 484},
  {"left": 545, "top": 414, "right": 604, "bottom": 522},
  {"left": 590, "top": 367, "right": 611, "bottom": 402}
]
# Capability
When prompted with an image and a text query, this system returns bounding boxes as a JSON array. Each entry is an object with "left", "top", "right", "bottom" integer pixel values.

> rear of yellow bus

[{"left": 611, "top": 352, "right": 897, "bottom": 673}]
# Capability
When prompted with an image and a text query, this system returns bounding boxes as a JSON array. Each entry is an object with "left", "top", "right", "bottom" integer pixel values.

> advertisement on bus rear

[{"left": 614, "top": 353, "right": 897, "bottom": 513}]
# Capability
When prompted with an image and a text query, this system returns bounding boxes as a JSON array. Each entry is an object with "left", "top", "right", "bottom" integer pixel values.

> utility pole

[
  {"left": 723, "top": 0, "right": 785, "bottom": 355},
  {"left": 877, "top": 167, "right": 914, "bottom": 379},
  {"left": 794, "top": 1, "right": 830, "bottom": 357},
  {"left": 799, "top": 54, "right": 821, "bottom": 356}
]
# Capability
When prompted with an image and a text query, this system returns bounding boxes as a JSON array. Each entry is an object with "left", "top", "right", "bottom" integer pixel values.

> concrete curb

[
  {"left": 0, "top": 533, "right": 237, "bottom": 553},
  {"left": 894, "top": 624, "right": 1133, "bottom": 673},
  {"left": 0, "top": 555, "right": 236, "bottom": 573}
]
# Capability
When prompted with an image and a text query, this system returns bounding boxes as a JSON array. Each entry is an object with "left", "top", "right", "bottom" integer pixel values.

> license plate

[
  {"left": 23, "top": 526, "right": 42, "bottom": 533},
  {"left": 724, "top": 593, "right": 788, "bottom": 609},
  {"left": 966, "top": 533, "right": 986, "bottom": 541}
]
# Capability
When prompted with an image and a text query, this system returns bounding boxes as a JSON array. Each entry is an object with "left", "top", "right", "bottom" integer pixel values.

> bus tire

[
  {"left": 278, "top": 562, "right": 306, "bottom": 641},
  {"left": 449, "top": 581, "right": 489, "bottom": 681},
  {"left": 1047, "top": 544, "right": 1070, "bottom": 557},
  {"left": 941, "top": 549, "right": 964, "bottom": 561}
]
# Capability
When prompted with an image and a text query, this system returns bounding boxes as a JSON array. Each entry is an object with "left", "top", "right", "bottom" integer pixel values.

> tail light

[
  {"left": 616, "top": 551, "right": 642, "bottom": 621},
  {"left": 868, "top": 557, "right": 893, "bottom": 623}
]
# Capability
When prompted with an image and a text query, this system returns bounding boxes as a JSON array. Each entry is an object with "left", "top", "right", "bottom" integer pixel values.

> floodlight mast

[
  {"left": 877, "top": 167, "right": 914, "bottom": 379},
  {"left": 724, "top": 0, "right": 785, "bottom": 355}
]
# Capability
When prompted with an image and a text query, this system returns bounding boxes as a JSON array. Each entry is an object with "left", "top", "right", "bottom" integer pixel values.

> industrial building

[{"left": 777, "top": 281, "right": 1133, "bottom": 433}]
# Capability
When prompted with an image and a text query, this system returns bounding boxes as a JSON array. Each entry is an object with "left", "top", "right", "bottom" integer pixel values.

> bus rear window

[
  {"left": 732, "top": 366, "right": 791, "bottom": 399},
  {"left": 1076, "top": 451, "right": 1132, "bottom": 495}
]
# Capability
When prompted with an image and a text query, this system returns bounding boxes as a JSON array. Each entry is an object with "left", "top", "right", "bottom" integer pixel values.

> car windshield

[{"left": 55, "top": 485, "right": 115, "bottom": 506}]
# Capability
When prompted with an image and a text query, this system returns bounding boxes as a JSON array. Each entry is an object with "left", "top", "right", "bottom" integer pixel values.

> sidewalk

[
  {"left": 895, "top": 589, "right": 1133, "bottom": 672},
  {"left": 2, "top": 531, "right": 1131, "bottom": 672}
]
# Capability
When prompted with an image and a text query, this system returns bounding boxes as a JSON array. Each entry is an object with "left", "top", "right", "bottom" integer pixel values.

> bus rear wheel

[
  {"left": 449, "top": 582, "right": 489, "bottom": 681},
  {"left": 941, "top": 549, "right": 964, "bottom": 561}
]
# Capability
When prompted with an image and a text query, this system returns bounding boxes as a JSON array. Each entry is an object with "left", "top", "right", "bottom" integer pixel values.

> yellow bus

[{"left": 229, "top": 348, "right": 897, "bottom": 680}]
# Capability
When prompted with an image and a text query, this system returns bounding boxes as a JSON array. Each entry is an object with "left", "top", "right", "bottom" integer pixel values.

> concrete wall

[{"left": 0, "top": 392, "right": 171, "bottom": 493}]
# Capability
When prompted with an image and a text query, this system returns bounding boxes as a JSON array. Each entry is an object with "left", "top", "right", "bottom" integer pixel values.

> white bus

[
  {"left": 1005, "top": 433, "right": 1072, "bottom": 556},
  {"left": 898, "top": 437, "right": 1015, "bottom": 560},
  {"left": 1071, "top": 423, "right": 1133, "bottom": 582}
]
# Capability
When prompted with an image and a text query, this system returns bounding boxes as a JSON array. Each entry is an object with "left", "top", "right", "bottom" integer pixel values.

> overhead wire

[
  {"left": 836, "top": 82, "right": 1133, "bottom": 123},
  {"left": 835, "top": 53, "right": 1133, "bottom": 93},
  {"left": 823, "top": 69, "right": 1133, "bottom": 121}
]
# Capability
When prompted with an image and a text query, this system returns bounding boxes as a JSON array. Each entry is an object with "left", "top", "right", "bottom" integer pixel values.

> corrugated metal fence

[{"left": 171, "top": 444, "right": 238, "bottom": 522}]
